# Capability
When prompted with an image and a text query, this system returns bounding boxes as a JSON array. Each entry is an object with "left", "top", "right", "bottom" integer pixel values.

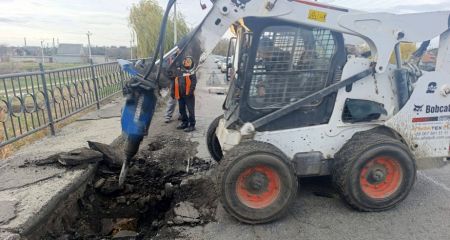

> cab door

[{"left": 239, "top": 18, "right": 347, "bottom": 131}]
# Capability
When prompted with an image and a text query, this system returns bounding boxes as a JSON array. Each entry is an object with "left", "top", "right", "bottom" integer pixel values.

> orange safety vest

[{"left": 174, "top": 75, "right": 192, "bottom": 100}]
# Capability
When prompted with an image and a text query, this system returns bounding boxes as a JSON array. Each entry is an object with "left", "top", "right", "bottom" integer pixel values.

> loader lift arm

[{"left": 168, "top": 0, "right": 450, "bottom": 76}]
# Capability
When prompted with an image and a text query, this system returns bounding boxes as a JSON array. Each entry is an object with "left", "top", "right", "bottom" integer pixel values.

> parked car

[
  {"left": 216, "top": 57, "right": 224, "bottom": 69},
  {"left": 220, "top": 57, "right": 233, "bottom": 73},
  {"left": 220, "top": 61, "right": 227, "bottom": 73}
]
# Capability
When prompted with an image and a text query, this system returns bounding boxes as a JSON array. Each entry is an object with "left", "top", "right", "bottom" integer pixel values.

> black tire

[
  {"left": 218, "top": 141, "right": 298, "bottom": 224},
  {"left": 332, "top": 132, "right": 416, "bottom": 212},
  {"left": 206, "top": 115, "right": 223, "bottom": 162}
]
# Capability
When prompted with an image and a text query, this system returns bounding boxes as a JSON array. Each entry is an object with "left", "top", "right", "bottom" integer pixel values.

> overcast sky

[{"left": 0, "top": 0, "right": 449, "bottom": 47}]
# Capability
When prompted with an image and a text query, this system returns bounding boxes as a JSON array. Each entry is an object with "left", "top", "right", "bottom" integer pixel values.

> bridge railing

[{"left": 0, "top": 59, "right": 146, "bottom": 147}]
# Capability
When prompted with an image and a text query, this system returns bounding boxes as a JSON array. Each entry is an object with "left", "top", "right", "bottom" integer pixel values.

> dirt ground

[{"left": 39, "top": 101, "right": 219, "bottom": 240}]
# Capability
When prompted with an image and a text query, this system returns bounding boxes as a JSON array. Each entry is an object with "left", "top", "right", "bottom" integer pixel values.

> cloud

[
  {"left": 0, "top": 16, "right": 29, "bottom": 24},
  {"left": 0, "top": 17, "right": 15, "bottom": 23},
  {"left": 385, "top": 2, "right": 450, "bottom": 13},
  {"left": 1, "top": 0, "right": 449, "bottom": 46},
  {"left": 323, "top": 0, "right": 450, "bottom": 13},
  {"left": 0, "top": 0, "right": 140, "bottom": 46}
]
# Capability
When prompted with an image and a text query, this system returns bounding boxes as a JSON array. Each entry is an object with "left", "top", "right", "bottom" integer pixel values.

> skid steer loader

[{"left": 120, "top": 0, "right": 450, "bottom": 224}]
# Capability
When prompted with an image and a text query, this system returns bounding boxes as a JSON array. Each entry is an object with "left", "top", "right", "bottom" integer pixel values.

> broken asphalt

[
  {"left": 0, "top": 97, "right": 124, "bottom": 238},
  {"left": 0, "top": 56, "right": 227, "bottom": 239}
]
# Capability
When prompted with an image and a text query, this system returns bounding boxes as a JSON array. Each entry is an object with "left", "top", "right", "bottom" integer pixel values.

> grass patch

[{"left": 0, "top": 62, "right": 83, "bottom": 75}]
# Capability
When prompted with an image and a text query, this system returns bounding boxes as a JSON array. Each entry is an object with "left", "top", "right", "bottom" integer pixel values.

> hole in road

[
  {"left": 37, "top": 136, "right": 218, "bottom": 239},
  {"left": 148, "top": 142, "right": 164, "bottom": 151}
]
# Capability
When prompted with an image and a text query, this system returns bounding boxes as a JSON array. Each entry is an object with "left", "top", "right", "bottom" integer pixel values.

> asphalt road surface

[{"left": 181, "top": 56, "right": 450, "bottom": 240}]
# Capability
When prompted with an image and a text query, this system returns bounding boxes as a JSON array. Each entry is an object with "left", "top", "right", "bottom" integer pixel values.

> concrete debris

[
  {"left": 34, "top": 154, "right": 59, "bottom": 166},
  {"left": 101, "top": 218, "right": 114, "bottom": 235},
  {"left": 112, "top": 218, "right": 138, "bottom": 236},
  {"left": 99, "top": 178, "right": 121, "bottom": 195},
  {"left": 0, "top": 200, "right": 18, "bottom": 224},
  {"left": 58, "top": 148, "right": 103, "bottom": 166},
  {"left": 52, "top": 136, "right": 215, "bottom": 238},
  {"left": 151, "top": 220, "right": 159, "bottom": 229},
  {"left": 94, "top": 178, "right": 106, "bottom": 189},
  {"left": 88, "top": 141, "right": 124, "bottom": 168},
  {"left": 112, "top": 230, "right": 138, "bottom": 240},
  {"left": 172, "top": 201, "right": 200, "bottom": 224},
  {"left": 116, "top": 196, "right": 127, "bottom": 204},
  {"left": 164, "top": 183, "right": 174, "bottom": 197}
]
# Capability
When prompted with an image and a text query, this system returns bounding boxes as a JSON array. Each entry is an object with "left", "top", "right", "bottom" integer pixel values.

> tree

[{"left": 129, "top": 0, "right": 190, "bottom": 58}]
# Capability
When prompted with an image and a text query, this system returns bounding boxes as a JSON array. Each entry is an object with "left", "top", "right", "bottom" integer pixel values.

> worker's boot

[
  {"left": 184, "top": 126, "right": 196, "bottom": 132},
  {"left": 177, "top": 123, "right": 188, "bottom": 130}
]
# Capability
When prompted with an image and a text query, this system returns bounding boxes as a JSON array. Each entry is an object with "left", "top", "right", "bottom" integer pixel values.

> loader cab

[{"left": 223, "top": 17, "right": 347, "bottom": 131}]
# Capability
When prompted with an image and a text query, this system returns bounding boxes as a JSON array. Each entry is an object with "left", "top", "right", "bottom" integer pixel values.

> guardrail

[{"left": 0, "top": 59, "right": 144, "bottom": 147}]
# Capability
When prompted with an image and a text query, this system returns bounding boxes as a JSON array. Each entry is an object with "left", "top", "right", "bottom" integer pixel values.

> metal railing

[{"left": 0, "top": 60, "right": 142, "bottom": 147}]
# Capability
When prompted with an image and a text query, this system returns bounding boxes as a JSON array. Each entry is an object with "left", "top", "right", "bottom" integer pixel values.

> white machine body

[{"left": 185, "top": 0, "right": 450, "bottom": 167}]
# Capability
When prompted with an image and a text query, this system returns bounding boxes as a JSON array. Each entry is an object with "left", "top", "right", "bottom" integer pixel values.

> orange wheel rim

[
  {"left": 236, "top": 165, "right": 281, "bottom": 209},
  {"left": 360, "top": 156, "right": 403, "bottom": 199}
]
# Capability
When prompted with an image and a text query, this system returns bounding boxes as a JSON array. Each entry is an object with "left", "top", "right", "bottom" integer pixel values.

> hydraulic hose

[
  {"left": 119, "top": 0, "right": 176, "bottom": 188},
  {"left": 143, "top": 0, "right": 177, "bottom": 80}
]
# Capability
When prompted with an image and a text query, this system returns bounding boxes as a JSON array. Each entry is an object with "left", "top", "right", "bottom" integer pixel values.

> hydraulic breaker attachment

[{"left": 118, "top": 60, "right": 158, "bottom": 187}]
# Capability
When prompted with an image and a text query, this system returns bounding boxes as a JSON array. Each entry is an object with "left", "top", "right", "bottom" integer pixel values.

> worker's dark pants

[{"left": 178, "top": 95, "right": 196, "bottom": 127}]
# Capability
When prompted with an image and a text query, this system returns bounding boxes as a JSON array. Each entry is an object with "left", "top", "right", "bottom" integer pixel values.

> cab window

[{"left": 248, "top": 25, "right": 337, "bottom": 109}]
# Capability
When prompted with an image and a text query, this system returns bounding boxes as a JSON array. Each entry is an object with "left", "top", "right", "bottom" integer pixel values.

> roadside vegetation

[
  {"left": 129, "top": 0, "right": 190, "bottom": 58},
  {"left": 0, "top": 62, "right": 83, "bottom": 75}
]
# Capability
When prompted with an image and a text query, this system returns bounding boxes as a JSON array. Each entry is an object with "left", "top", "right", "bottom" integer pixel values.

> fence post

[
  {"left": 119, "top": 64, "right": 126, "bottom": 89},
  {"left": 39, "top": 63, "right": 56, "bottom": 136},
  {"left": 89, "top": 59, "right": 101, "bottom": 109}
]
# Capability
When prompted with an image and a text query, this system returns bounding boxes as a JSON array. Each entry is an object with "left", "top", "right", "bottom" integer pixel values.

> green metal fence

[{"left": 0, "top": 60, "right": 141, "bottom": 147}]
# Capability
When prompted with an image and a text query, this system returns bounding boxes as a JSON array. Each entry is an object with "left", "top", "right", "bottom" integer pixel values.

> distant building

[
  {"left": 6, "top": 46, "right": 53, "bottom": 63},
  {"left": 54, "top": 43, "right": 87, "bottom": 63},
  {"left": 105, "top": 46, "right": 131, "bottom": 60},
  {"left": 20, "top": 46, "right": 41, "bottom": 56}
]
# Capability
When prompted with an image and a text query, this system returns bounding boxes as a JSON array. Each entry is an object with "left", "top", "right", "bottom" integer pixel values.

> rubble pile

[{"left": 47, "top": 135, "right": 218, "bottom": 240}]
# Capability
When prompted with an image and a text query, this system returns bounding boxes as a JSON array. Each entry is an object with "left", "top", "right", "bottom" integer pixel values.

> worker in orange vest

[{"left": 172, "top": 56, "right": 197, "bottom": 132}]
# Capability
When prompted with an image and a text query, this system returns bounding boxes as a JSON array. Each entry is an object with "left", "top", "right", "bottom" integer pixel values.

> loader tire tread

[
  {"left": 332, "top": 131, "right": 416, "bottom": 212},
  {"left": 217, "top": 141, "right": 298, "bottom": 224},
  {"left": 206, "top": 115, "right": 223, "bottom": 162}
]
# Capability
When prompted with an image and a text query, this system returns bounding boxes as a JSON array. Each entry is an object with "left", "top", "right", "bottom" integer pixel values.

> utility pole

[
  {"left": 130, "top": 40, "right": 133, "bottom": 59},
  {"left": 40, "top": 40, "right": 45, "bottom": 63},
  {"left": 86, "top": 31, "right": 93, "bottom": 60},
  {"left": 174, "top": 0, "right": 177, "bottom": 45},
  {"left": 24, "top": 37, "right": 27, "bottom": 47},
  {"left": 52, "top": 38, "right": 56, "bottom": 55},
  {"left": 130, "top": 31, "right": 135, "bottom": 59}
]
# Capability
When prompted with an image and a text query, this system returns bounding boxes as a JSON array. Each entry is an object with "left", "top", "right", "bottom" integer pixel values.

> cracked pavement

[{"left": 0, "top": 98, "right": 123, "bottom": 235}]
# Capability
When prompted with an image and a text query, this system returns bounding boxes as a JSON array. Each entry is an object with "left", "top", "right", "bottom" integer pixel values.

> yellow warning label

[{"left": 308, "top": 9, "right": 327, "bottom": 23}]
